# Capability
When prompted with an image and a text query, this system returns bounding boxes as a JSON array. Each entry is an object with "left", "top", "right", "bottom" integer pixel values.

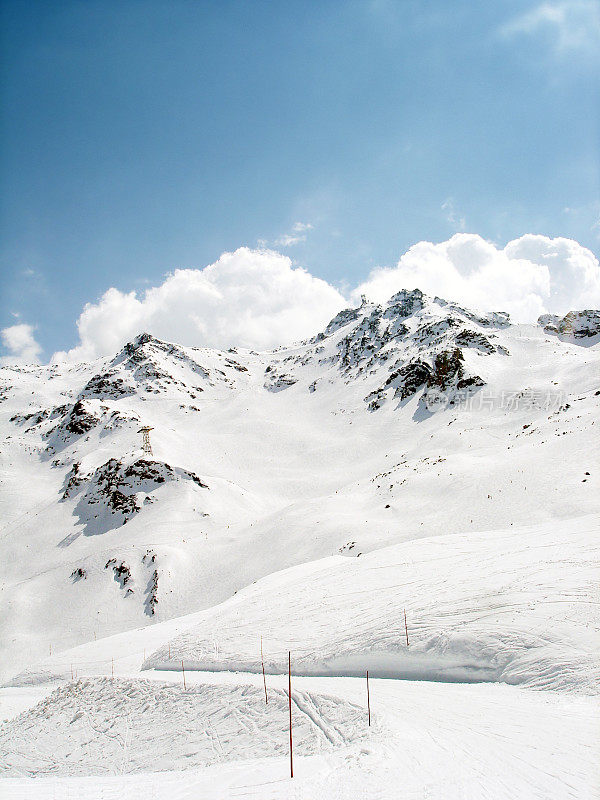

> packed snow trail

[{"left": 0, "top": 671, "right": 597, "bottom": 799}]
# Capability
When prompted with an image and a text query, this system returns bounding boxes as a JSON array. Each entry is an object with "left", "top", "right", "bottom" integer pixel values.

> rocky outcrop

[
  {"left": 538, "top": 314, "right": 560, "bottom": 334},
  {"left": 62, "top": 457, "right": 208, "bottom": 535},
  {"left": 323, "top": 307, "right": 362, "bottom": 336},
  {"left": 364, "top": 345, "right": 484, "bottom": 412},
  {"left": 337, "top": 310, "right": 392, "bottom": 372},
  {"left": 428, "top": 348, "right": 484, "bottom": 393},
  {"left": 146, "top": 568, "right": 159, "bottom": 616},
  {"left": 260, "top": 289, "right": 496, "bottom": 409},
  {"left": 539, "top": 310, "right": 600, "bottom": 341},
  {"left": 428, "top": 349, "right": 464, "bottom": 389},
  {"left": 64, "top": 400, "right": 102, "bottom": 435},
  {"left": 10, "top": 404, "right": 69, "bottom": 432},
  {"left": 62, "top": 462, "right": 86, "bottom": 499},
  {"left": 82, "top": 371, "right": 133, "bottom": 399},
  {"left": 455, "top": 329, "right": 496, "bottom": 354},
  {"left": 264, "top": 365, "right": 298, "bottom": 391},
  {"left": 442, "top": 303, "right": 510, "bottom": 329},
  {"left": 105, "top": 559, "right": 133, "bottom": 591},
  {"left": 77, "top": 333, "right": 231, "bottom": 405},
  {"left": 385, "top": 288, "right": 425, "bottom": 319},
  {"left": 385, "top": 361, "right": 432, "bottom": 402}
]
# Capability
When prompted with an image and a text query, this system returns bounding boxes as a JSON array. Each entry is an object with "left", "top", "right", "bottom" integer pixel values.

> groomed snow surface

[
  {"left": 144, "top": 515, "right": 599, "bottom": 692},
  {"left": 1, "top": 514, "right": 599, "bottom": 798},
  {"left": 1, "top": 672, "right": 598, "bottom": 799}
]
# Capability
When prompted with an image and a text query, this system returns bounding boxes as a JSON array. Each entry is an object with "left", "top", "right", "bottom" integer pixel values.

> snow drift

[
  {"left": 0, "top": 677, "right": 370, "bottom": 777},
  {"left": 143, "top": 515, "right": 600, "bottom": 692}
]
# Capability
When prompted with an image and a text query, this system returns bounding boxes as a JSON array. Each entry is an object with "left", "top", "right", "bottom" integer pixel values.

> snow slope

[
  {"left": 143, "top": 514, "right": 600, "bottom": 692},
  {"left": 1, "top": 293, "right": 598, "bottom": 681},
  {"left": 0, "top": 677, "right": 371, "bottom": 776},
  {"left": 1, "top": 671, "right": 598, "bottom": 799},
  {"left": 11, "top": 514, "right": 598, "bottom": 693},
  {"left": 0, "top": 292, "right": 598, "bottom": 797}
]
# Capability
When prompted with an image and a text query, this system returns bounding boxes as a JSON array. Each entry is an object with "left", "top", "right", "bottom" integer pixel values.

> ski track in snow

[
  {"left": 0, "top": 671, "right": 597, "bottom": 799},
  {"left": 0, "top": 677, "right": 370, "bottom": 778}
]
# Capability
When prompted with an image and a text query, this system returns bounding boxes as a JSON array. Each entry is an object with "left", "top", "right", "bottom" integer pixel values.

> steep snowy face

[
  {"left": 85, "top": 332, "right": 248, "bottom": 400},
  {"left": 0, "top": 291, "right": 520, "bottom": 449},
  {"left": 67, "top": 331, "right": 253, "bottom": 424},
  {"left": 7, "top": 331, "right": 257, "bottom": 464}
]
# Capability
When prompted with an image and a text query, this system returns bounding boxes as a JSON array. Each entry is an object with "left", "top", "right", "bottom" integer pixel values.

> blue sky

[{"left": 1, "top": 0, "right": 599, "bottom": 360}]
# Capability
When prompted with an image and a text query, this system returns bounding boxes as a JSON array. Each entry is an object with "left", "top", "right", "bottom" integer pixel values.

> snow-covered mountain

[
  {"left": 1, "top": 289, "right": 599, "bottom": 797},
  {"left": 1, "top": 290, "right": 599, "bottom": 684}
]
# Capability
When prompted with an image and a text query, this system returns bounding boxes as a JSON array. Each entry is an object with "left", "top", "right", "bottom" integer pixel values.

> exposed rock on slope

[
  {"left": 265, "top": 290, "right": 498, "bottom": 411},
  {"left": 62, "top": 457, "right": 208, "bottom": 535},
  {"left": 538, "top": 310, "right": 600, "bottom": 341}
]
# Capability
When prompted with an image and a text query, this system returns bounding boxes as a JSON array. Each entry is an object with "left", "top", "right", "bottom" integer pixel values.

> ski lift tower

[{"left": 138, "top": 426, "right": 154, "bottom": 457}]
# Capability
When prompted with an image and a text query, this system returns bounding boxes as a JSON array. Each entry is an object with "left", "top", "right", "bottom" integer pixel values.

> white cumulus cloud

[
  {"left": 41, "top": 234, "right": 600, "bottom": 363},
  {"left": 1, "top": 324, "right": 42, "bottom": 365},
  {"left": 52, "top": 247, "right": 346, "bottom": 363},
  {"left": 353, "top": 234, "right": 600, "bottom": 321}
]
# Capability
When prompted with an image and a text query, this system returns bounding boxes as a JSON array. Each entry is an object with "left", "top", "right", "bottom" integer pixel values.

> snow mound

[
  {"left": 146, "top": 515, "right": 600, "bottom": 693},
  {"left": 0, "top": 677, "right": 370, "bottom": 776}
]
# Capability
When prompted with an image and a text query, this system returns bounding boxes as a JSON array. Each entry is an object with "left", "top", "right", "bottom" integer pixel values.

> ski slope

[
  {"left": 0, "top": 293, "right": 598, "bottom": 797},
  {"left": 10, "top": 514, "right": 599, "bottom": 693},
  {"left": 1, "top": 677, "right": 371, "bottom": 777},
  {"left": 144, "top": 514, "right": 600, "bottom": 692},
  {"left": 2, "top": 511, "right": 598, "bottom": 797},
  {"left": 0, "top": 671, "right": 597, "bottom": 799}
]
